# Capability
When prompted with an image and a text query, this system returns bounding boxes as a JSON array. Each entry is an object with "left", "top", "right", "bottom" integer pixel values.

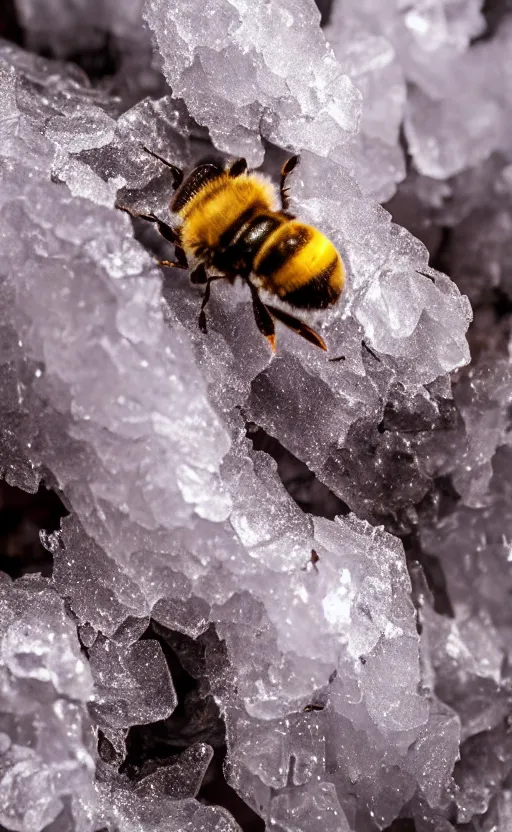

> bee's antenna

[{"left": 141, "top": 145, "right": 184, "bottom": 189}]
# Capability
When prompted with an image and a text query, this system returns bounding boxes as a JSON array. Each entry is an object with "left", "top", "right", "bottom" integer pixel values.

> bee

[{"left": 117, "top": 148, "right": 345, "bottom": 351}]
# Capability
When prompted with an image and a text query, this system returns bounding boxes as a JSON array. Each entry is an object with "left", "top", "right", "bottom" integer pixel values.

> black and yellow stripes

[
  {"left": 118, "top": 148, "right": 344, "bottom": 351},
  {"left": 175, "top": 164, "right": 344, "bottom": 318},
  {"left": 282, "top": 258, "right": 343, "bottom": 308},
  {"left": 253, "top": 220, "right": 344, "bottom": 308},
  {"left": 178, "top": 173, "right": 278, "bottom": 259}
]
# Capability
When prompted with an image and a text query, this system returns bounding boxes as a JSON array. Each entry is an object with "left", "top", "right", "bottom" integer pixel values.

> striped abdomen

[{"left": 252, "top": 220, "right": 344, "bottom": 309}]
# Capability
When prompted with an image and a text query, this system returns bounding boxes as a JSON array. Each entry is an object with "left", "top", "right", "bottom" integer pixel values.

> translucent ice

[
  {"left": 0, "top": 575, "right": 94, "bottom": 832},
  {"left": 2, "top": 0, "right": 510, "bottom": 828},
  {"left": 89, "top": 637, "right": 177, "bottom": 730},
  {"left": 143, "top": 0, "right": 362, "bottom": 166}
]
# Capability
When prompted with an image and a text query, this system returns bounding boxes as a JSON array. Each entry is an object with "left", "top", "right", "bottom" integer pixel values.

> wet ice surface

[{"left": 1, "top": 0, "right": 512, "bottom": 829}]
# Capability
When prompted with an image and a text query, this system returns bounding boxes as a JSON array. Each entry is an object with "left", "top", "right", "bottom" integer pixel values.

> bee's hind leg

[
  {"left": 247, "top": 282, "right": 276, "bottom": 352},
  {"left": 280, "top": 155, "right": 299, "bottom": 211},
  {"left": 265, "top": 304, "right": 327, "bottom": 351}
]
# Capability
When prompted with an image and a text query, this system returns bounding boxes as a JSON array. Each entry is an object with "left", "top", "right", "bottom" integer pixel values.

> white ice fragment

[
  {"left": 89, "top": 637, "right": 177, "bottom": 729},
  {"left": 53, "top": 149, "right": 126, "bottom": 208},
  {"left": 52, "top": 516, "right": 149, "bottom": 636},
  {"left": 1, "top": 580, "right": 93, "bottom": 701},
  {"left": 0, "top": 747, "right": 63, "bottom": 832},
  {"left": 404, "top": 700, "right": 460, "bottom": 807},
  {"left": 270, "top": 781, "right": 352, "bottom": 832},
  {"left": 0, "top": 577, "right": 95, "bottom": 832},
  {"left": 134, "top": 743, "right": 214, "bottom": 800},
  {"left": 144, "top": 0, "right": 362, "bottom": 165},
  {"left": 404, "top": 18, "right": 512, "bottom": 179},
  {"left": 97, "top": 784, "right": 243, "bottom": 832},
  {"left": 45, "top": 105, "right": 116, "bottom": 153}
]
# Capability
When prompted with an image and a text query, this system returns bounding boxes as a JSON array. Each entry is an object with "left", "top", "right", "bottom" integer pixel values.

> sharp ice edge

[{"left": 2, "top": 0, "right": 512, "bottom": 828}]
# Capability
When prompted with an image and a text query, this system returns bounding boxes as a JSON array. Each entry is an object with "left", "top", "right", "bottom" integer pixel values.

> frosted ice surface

[
  {"left": 405, "top": 17, "right": 512, "bottom": 179},
  {"left": 404, "top": 700, "right": 460, "bottom": 806},
  {"left": 324, "top": 4, "right": 407, "bottom": 200},
  {"left": 116, "top": 795, "right": 243, "bottom": 832},
  {"left": 48, "top": 516, "right": 149, "bottom": 637},
  {"left": 133, "top": 743, "right": 214, "bottom": 800},
  {"left": 89, "top": 637, "right": 177, "bottom": 729},
  {"left": 0, "top": 575, "right": 94, "bottom": 832},
  {"left": 446, "top": 164, "right": 512, "bottom": 309},
  {"left": 270, "top": 781, "right": 352, "bottom": 832},
  {"left": 451, "top": 358, "right": 512, "bottom": 506},
  {"left": 2, "top": 0, "right": 510, "bottom": 827},
  {"left": 143, "top": 0, "right": 362, "bottom": 166}
]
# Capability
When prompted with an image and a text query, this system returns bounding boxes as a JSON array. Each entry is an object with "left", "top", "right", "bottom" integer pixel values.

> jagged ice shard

[{"left": 1, "top": 0, "right": 512, "bottom": 829}]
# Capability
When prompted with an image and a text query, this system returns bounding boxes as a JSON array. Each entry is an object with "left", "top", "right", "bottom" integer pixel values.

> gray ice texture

[{"left": 0, "top": 0, "right": 511, "bottom": 829}]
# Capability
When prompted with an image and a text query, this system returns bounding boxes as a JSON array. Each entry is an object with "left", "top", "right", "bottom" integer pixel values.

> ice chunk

[
  {"left": 325, "top": 8, "right": 407, "bottom": 200},
  {"left": 0, "top": 575, "right": 92, "bottom": 701},
  {"left": 134, "top": 743, "right": 213, "bottom": 800},
  {"left": 143, "top": 0, "right": 362, "bottom": 166},
  {"left": 96, "top": 784, "right": 243, "bottom": 832},
  {"left": 89, "top": 637, "right": 177, "bottom": 730},
  {"left": 270, "top": 781, "right": 352, "bottom": 832},
  {"left": 49, "top": 516, "right": 149, "bottom": 637},
  {"left": 0, "top": 575, "right": 95, "bottom": 832},
  {"left": 405, "top": 700, "right": 460, "bottom": 807},
  {"left": 451, "top": 358, "right": 512, "bottom": 506},
  {"left": 405, "top": 19, "right": 512, "bottom": 179}
]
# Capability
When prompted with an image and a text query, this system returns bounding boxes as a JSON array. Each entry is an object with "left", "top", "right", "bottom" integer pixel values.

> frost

[
  {"left": 0, "top": 576, "right": 94, "bottom": 832},
  {"left": 1, "top": 0, "right": 511, "bottom": 829}
]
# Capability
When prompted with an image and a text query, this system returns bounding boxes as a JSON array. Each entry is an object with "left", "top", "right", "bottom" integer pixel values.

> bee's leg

[
  {"left": 229, "top": 158, "right": 248, "bottom": 177},
  {"left": 280, "top": 155, "right": 300, "bottom": 211},
  {"left": 247, "top": 282, "right": 276, "bottom": 352},
  {"left": 158, "top": 243, "right": 189, "bottom": 270},
  {"left": 157, "top": 259, "right": 187, "bottom": 270},
  {"left": 141, "top": 145, "right": 184, "bottom": 190},
  {"left": 197, "top": 275, "right": 226, "bottom": 333},
  {"left": 190, "top": 263, "right": 208, "bottom": 284},
  {"left": 265, "top": 304, "right": 327, "bottom": 351},
  {"left": 116, "top": 205, "right": 177, "bottom": 243},
  {"left": 116, "top": 204, "right": 189, "bottom": 267}
]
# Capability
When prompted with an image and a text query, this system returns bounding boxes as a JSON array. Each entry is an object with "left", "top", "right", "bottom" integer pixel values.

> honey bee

[{"left": 118, "top": 148, "right": 345, "bottom": 351}]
